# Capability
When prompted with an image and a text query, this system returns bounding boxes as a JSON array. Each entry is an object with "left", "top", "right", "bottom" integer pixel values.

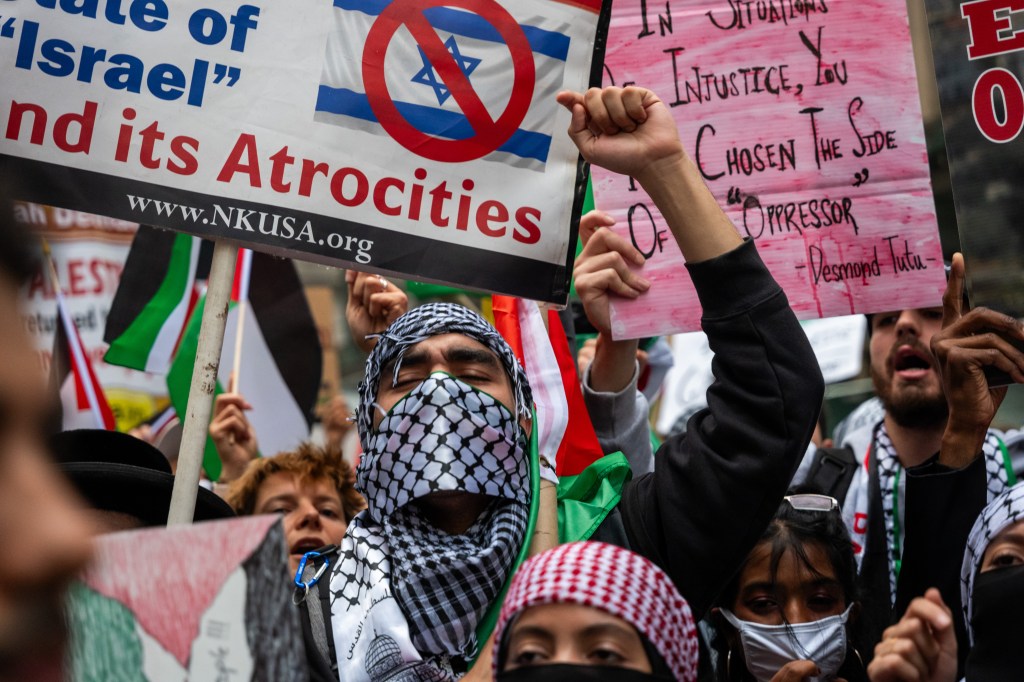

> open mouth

[
  {"left": 289, "top": 537, "right": 326, "bottom": 556},
  {"left": 892, "top": 345, "right": 932, "bottom": 378}
]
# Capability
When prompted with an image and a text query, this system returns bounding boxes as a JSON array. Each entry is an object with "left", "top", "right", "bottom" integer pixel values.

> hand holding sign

[
  {"left": 573, "top": 210, "right": 648, "bottom": 338},
  {"left": 573, "top": 209, "right": 649, "bottom": 394}
]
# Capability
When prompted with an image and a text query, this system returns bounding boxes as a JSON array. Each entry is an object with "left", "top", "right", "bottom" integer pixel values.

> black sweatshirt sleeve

[{"left": 619, "top": 239, "right": 824, "bottom": 618}]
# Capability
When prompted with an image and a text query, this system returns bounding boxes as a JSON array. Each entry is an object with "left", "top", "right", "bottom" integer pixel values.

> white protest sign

[
  {"left": 656, "top": 314, "right": 864, "bottom": 434},
  {"left": 15, "top": 203, "right": 171, "bottom": 430},
  {"left": 0, "top": 0, "right": 609, "bottom": 303}
]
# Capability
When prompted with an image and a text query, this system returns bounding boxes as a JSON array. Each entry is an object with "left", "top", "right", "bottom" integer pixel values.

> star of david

[{"left": 411, "top": 35, "right": 481, "bottom": 106}]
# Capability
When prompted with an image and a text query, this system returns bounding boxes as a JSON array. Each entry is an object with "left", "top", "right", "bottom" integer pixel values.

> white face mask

[{"left": 719, "top": 605, "right": 852, "bottom": 682}]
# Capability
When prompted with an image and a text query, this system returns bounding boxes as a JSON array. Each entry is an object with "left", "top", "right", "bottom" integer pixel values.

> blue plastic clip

[{"left": 294, "top": 550, "right": 330, "bottom": 590}]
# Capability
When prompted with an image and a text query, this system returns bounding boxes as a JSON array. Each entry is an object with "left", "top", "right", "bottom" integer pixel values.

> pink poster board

[{"left": 593, "top": 0, "right": 947, "bottom": 338}]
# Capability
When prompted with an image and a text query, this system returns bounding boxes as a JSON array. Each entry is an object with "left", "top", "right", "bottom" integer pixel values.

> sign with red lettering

[
  {"left": 592, "top": 0, "right": 946, "bottom": 337},
  {"left": 0, "top": 0, "right": 610, "bottom": 304},
  {"left": 924, "top": 0, "right": 1024, "bottom": 316},
  {"left": 14, "top": 204, "right": 168, "bottom": 430}
]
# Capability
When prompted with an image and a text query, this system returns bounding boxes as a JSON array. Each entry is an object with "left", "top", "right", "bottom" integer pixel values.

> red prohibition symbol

[{"left": 362, "top": 0, "right": 536, "bottom": 162}]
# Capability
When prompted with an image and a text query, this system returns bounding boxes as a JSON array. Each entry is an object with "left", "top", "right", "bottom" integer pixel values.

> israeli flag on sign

[{"left": 315, "top": 0, "right": 570, "bottom": 171}]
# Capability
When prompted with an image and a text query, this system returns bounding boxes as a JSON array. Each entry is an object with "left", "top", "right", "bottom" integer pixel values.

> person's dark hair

[
  {"left": 719, "top": 485, "right": 857, "bottom": 611},
  {"left": 712, "top": 485, "right": 858, "bottom": 680},
  {"left": 0, "top": 192, "right": 37, "bottom": 285}
]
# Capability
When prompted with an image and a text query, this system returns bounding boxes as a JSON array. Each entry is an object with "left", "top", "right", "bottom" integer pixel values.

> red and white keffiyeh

[{"left": 494, "top": 542, "right": 699, "bottom": 681}]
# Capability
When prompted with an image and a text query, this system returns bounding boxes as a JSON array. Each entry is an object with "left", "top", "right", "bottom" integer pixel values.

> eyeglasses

[{"left": 784, "top": 494, "right": 839, "bottom": 513}]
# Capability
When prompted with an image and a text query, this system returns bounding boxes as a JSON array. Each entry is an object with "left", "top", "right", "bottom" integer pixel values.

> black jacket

[
  {"left": 595, "top": 238, "right": 824, "bottom": 618},
  {"left": 305, "top": 239, "right": 824, "bottom": 677}
]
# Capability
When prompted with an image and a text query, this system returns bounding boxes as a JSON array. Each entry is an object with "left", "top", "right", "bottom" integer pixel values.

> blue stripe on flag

[
  {"left": 316, "top": 86, "right": 552, "bottom": 163},
  {"left": 334, "top": 0, "right": 569, "bottom": 61}
]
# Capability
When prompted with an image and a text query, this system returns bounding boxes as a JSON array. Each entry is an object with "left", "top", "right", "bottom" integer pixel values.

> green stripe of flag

[
  {"left": 167, "top": 296, "right": 229, "bottom": 482},
  {"left": 105, "top": 232, "right": 196, "bottom": 372}
]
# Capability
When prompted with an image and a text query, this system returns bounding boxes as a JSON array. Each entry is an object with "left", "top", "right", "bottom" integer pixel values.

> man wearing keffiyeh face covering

[
  {"left": 304, "top": 85, "right": 826, "bottom": 682},
  {"left": 324, "top": 303, "right": 535, "bottom": 681}
]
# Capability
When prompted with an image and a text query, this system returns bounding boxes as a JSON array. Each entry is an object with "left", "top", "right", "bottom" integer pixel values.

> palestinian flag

[
  {"left": 51, "top": 291, "right": 117, "bottom": 431},
  {"left": 103, "top": 228, "right": 204, "bottom": 373},
  {"left": 67, "top": 515, "right": 306, "bottom": 680},
  {"left": 493, "top": 296, "right": 630, "bottom": 548},
  {"left": 167, "top": 251, "right": 321, "bottom": 481}
]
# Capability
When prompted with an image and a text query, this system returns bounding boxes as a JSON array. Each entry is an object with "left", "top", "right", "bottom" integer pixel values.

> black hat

[{"left": 51, "top": 429, "right": 234, "bottom": 527}]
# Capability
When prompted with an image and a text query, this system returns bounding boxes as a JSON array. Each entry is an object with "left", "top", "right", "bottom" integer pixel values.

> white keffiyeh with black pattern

[
  {"left": 842, "top": 421, "right": 1010, "bottom": 603},
  {"left": 328, "top": 304, "right": 533, "bottom": 682},
  {"left": 961, "top": 483, "right": 1024, "bottom": 645}
]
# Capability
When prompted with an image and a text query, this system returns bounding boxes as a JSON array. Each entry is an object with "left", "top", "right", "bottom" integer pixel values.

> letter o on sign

[{"left": 972, "top": 67, "right": 1024, "bottom": 143}]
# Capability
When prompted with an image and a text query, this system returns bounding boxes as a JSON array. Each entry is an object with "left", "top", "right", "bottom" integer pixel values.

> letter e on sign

[{"left": 962, "top": 0, "right": 1024, "bottom": 60}]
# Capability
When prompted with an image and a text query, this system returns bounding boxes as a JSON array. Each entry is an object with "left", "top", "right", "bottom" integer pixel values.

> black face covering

[
  {"left": 497, "top": 663, "right": 675, "bottom": 681},
  {"left": 965, "top": 564, "right": 1024, "bottom": 682}
]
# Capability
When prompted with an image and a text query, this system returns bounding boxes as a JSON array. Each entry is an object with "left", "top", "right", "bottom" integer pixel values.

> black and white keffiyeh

[
  {"left": 357, "top": 302, "right": 532, "bottom": 451},
  {"left": 960, "top": 483, "right": 1024, "bottom": 645},
  {"left": 328, "top": 304, "right": 532, "bottom": 681},
  {"left": 842, "top": 421, "right": 1010, "bottom": 602}
]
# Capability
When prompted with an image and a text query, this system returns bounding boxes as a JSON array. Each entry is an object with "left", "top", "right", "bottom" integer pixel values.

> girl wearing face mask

[
  {"left": 867, "top": 483, "right": 1024, "bottom": 682},
  {"left": 713, "top": 492, "right": 867, "bottom": 682},
  {"left": 493, "top": 541, "right": 699, "bottom": 681}
]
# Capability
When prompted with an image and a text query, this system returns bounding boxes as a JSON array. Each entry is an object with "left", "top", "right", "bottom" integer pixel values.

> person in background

[
  {"left": 225, "top": 442, "right": 364, "bottom": 574},
  {"left": 493, "top": 541, "right": 699, "bottom": 681},
  {"left": 225, "top": 442, "right": 363, "bottom": 682},
  {"left": 792, "top": 255, "right": 1024, "bottom": 661},
  {"left": 0, "top": 191, "right": 94, "bottom": 681},
  {"left": 711, "top": 491, "right": 867, "bottom": 682},
  {"left": 53, "top": 428, "right": 234, "bottom": 531},
  {"left": 867, "top": 483, "right": 1024, "bottom": 682}
]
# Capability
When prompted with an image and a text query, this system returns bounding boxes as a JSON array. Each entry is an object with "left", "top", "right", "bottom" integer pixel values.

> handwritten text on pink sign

[{"left": 593, "top": 0, "right": 946, "bottom": 338}]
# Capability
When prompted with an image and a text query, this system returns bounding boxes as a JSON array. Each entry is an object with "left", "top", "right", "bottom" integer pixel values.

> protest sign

[
  {"left": 67, "top": 515, "right": 306, "bottom": 680},
  {"left": 0, "top": 0, "right": 610, "bottom": 304},
  {"left": 592, "top": 0, "right": 947, "bottom": 338},
  {"left": 15, "top": 202, "right": 169, "bottom": 430},
  {"left": 923, "top": 0, "right": 1024, "bottom": 317},
  {"left": 655, "top": 314, "right": 865, "bottom": 435}
]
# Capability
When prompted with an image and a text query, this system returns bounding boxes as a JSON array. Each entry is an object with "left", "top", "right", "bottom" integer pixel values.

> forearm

[
  {"left": 636, "top": 153, "right": 742, "bottom": 264},
  {"left": 939, "top": 420, "right": 990, "bottom": 469},
  {"left": 620, "top": 243, "right": 822, "bottom": 614},
  {"left": 583, "top": 363, "right": 654, "bottom": 475},
  {"left": 589, "top": 334, "right": 639, "bottom": 393}
]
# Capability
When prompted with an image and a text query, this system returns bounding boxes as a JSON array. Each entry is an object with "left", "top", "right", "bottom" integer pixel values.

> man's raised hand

[
  {"left": 556, "top": 86, "right": 684, "bottom": 182},
  {"left": 346, "top": 270, "right": 408, "bottom": 353},
  {"left": 931, "top": 253, "right": 1024, "bottom": 465}
]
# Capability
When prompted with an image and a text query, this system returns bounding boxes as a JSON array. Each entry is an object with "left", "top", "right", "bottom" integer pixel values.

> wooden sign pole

[{"left": 167, "top": 239, "right": 237, "bottom": 526}]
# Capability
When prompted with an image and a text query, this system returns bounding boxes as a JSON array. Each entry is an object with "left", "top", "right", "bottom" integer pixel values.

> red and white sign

[{"left": 0, "top": 0, "right": 608, "bottom": 304}]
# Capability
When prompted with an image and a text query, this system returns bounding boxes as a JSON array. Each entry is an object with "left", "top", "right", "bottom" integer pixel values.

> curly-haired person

[{"left": 225, "top": 443, "right": 364, "bottom": 574}]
